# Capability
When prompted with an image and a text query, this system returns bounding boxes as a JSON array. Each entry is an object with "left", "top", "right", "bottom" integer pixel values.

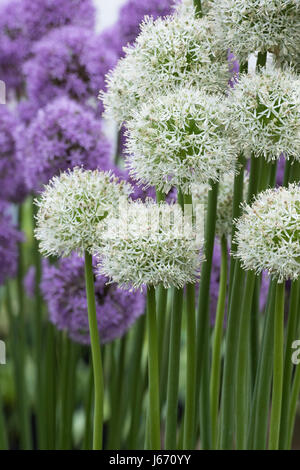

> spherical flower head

[
  {"left": 16, "top": 97, "right": 111, "bottom": 192},
  {"left": 41, "top": 253, "right": 145, "bottom": 345},
  {"left": 0, "top": 105, "right": 27, "bottom": 203},
  {"left": 126, "top": 87, "right": 238, "bottom": 194},
  {"left": 234, "top": 184, "right": 300, "bottom": 282},
  {"left": 35, "top": 167, "right": 133, "bottom": 257},
  {"left": 0, "top": 201, "right": 24, "bottom": 286},
  {"left": 0, "top": 0, "right": 31, "bottom": 94},
  {"left": 24, "top": 26, "right": 116, "bottom": 110},
  {"left": 192, "top": 172, "right": 249, "bottom": 239},
  {"left": 22, "top": 0, "right": 95, "bottom": 41},
  {"left": 210, "top": 0, "right": 300, "bottom": 64},
  {"left": 118, "top": 0, "right": 173, "bottom": 46},
  {"left": 229, "top": 67, "right": 300, "bottom": 162},
  {"left": 101, "top": 13, "right": 229, "bottom": 125},
  {"left": 96, "top": 199, "right": 203, "bottom": 290}
]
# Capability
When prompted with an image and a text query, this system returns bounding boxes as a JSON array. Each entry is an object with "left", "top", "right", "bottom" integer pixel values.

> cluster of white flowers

[
  {"left": 95, "top": 200, "right": 203, "bottom": 290},
  {"left": 101, "top": 12, "right": 229, "bottom": 125},
  {"left": 192, "top": 172, "right": 249, "bottom": 239},
  {"left": 234, "top": 184, "right": 300, "bottom": 282},
  {"left": 228, "top": 67, "right": 300, "bottom": 161},
  {"left": 35, "top": 167, "right": 133, "bottom": 257},
  {"left": 126, "top": 87, "right": 238, "bottom": 194},
  {"left": 210, "top": 0, "right": 300, "bottom": 65}
]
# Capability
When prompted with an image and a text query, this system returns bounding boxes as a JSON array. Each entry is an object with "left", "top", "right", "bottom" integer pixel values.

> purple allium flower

[
  {"left": 118, "top": 0, "right": 173, "bottom": 46},
  {"left": 22, "top": 0, "right": 95, "bottom": 41},
  {"left": 24, "top": 26, "right": 117, "bottom": 110},
  {"left": 0, "top": 201, "right": 24, "bottom": 286},
  {"left": 0, "top": 105, "right": 27, "bottom": 203},
  {"left": 16, "top": 97, "right": 111, "bottom": 192},
  {"left": 41, "top": 253, "right": 145, "bottom": 345},
  {"left": 0, "top": 0, "right": 31, "bottom": 95}
]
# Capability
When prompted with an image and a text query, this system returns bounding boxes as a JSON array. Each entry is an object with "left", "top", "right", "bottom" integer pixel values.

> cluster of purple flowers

[
  {"left": 41, "top": 254, "right": 145, "bottom": 345},
  {"left": 24, "top": 26, "right": 118, "bottom": 112},
  {"left": 0, "top": 202, "right": 23, "bottom": 286},
  {"left": 16, "top": 97, "right": 111, "bottom": 192}
]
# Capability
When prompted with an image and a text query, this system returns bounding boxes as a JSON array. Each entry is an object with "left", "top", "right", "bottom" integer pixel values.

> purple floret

[
  {"left": 16, "top": 97, "right": 112, "bottom": 193},
  {"left": 0, "top": 105, "right": 28, "bottom": 203},
  {"left": 0, "top": 201, "right": 24, "bottom": 286},
  {"left": 41, "top": 254, "right": 146, "bottom": 345},
  {"left": 24, "top": 25, "right": 118, "bottom": 110},
  {"left": 22, "top": 0, "right": 95, "bottom": 41}
]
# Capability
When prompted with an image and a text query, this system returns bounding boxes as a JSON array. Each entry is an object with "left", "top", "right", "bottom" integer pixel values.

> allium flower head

[
  {"left": 192, "top": 172, "right": 249, "bottom": 239},
  {"left": 35, "top": 167, "right": 133, "bottom": 257},
  {"left": 16, "top": 97, "right": 111, "bottom": 192},
  {"left": 0, "top": 0, "right": 31, "bottom": 94},
  {"left": 126, "top": 87, "right": 238, "bottom": 194},
  {"left": 24, "top": 26, "right": 116, "bottom": 110},
  {"left": 229, "top": 67, "right": 300, "bottom": 162},
  {"left": 234, "top": 184, "right": 300, "bottom": 282},
  {"left": 41, "top": 253, "right": 145, "bottom": 345},
  {"left": 96, "top": 200, "right": 203, "bottom": 290},
  {"left": 101, "top": 13, "right": 229, "bottom": 125},
  {"left": 0, "top": 201, "right": 24, "bottom": 286},
  {"left": 0, "top": 105, "right": 27, "bottom": 203},
  {"left": 210, "top": 0, "right": 300, "bottom": 64},
  {"left": 22, "top": 0, "right": 95, "bottom": 41}
]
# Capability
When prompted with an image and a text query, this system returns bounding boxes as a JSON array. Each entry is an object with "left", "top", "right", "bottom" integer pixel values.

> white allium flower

[
  {"left": 35, "top": 167, "right": 133, "bottom": 257},
  {"left": 234, "top": 184, "right": 300, "bottom": 282},
  {"left": 229, "top": 67, "right": 300, "bottom": 162},
  {"left": 192, "top": 172, "right": 249, "bottom": 238},
  {"left": 95, "top": 200, "right": 203, "bottom": 290},
  {"left": 101, "top": 12, "right": 229, "bottom": 125},
  {"left": 125, "top": 87, "right": 238, "bottom": 194},
  {"left": 210, "top": 0, "right": 300, "bottom": 64}
]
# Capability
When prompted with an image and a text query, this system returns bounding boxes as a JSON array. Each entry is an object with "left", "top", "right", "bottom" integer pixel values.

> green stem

[
  {"left": 279, "top": 280, "right": 300, "bottom": 449},
  {"left": 219, "top": 262, "right": 245, "bottom": 449},
  {"left": 108, "top": 337, "right": 127, "bottom": 449},
  {"left": 249, "top": 281, "right": 276, "bottom": 449},
  {"left": 196, "top": 181, "right": 219, "bottom": 449},
  {"left": 127, "top": 315, "right": 146, "bottom": 450},
  {"left": 84, "top": 251, "right": 104, "bottom": 450},
  {"left": 183, "top": 283, "right": 196, "bottom": 449},
  {"left": 83, "top": 364, "right": 94, "bottom": 450},
  {"left": 165, "top": 287, "right": 183, "bottom": 449},
  {"left": 236, "top": 271, "right": 256, "bottom": 449},
  {"left": 146, "top": 286, "right": 160, "bottom": 450},
  {"left": 256, "top": 51, "right": 267, "bottom": 70},
  {"left": 269, "top": 282, "right": 285, "bottom": 450},
  {"left": 45, "top": 324, "right": 56, "bottom": 449},
  {"left": 289, "top": 160, "right": 300, "bottom": 183},
  {"left": 210, "top": 235, "right": 227, "bottom": 449}
]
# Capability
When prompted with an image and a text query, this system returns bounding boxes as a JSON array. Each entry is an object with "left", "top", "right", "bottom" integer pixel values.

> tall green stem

[
  {"left": 196, "top": 181, "right": 218, "bottom": 449},
  {"left": 84, "top": 251, "right": 104, "bottom": 450},
  {"left": 183, "top": 283, "right": 196, "bottom": 449},
  {"left": 236, "top": 271, "right": 256, "bottom": 449},
  {"left": 193, "top": 0, "right": 202, "bottom": 17},
  {"left": 210, "top": 235, "right": 227, "bottom": 449},
  {"left": 165, "top": 287, "right": 183, "bottom": 449},
  {"left": 146, "top": 286, "right": 160, "bottom": 449},
  {"left": 269, "top": 281, "right": 285, "bottom": 450}
]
